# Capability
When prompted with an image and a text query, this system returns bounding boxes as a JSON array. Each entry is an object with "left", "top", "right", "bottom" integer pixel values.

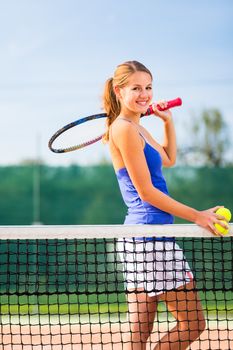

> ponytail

[
  {"left": 102, "top": 78, "right": 121, "bottom": 143},
  {"left": 102, "top": 61, "right": 153, "bottom": 143}
]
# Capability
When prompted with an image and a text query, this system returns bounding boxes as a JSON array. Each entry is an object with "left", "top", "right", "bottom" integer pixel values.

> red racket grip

[{"left": 144, "top": 97, "right": 182, "bottom": 116}]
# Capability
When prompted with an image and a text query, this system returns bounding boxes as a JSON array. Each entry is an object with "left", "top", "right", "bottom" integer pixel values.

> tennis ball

[
  {"left": 215, "top": 208, "right": 232, "bottom": 222},
  {"left": 214, "top": 220, "right": 229, "bottom": 235}
]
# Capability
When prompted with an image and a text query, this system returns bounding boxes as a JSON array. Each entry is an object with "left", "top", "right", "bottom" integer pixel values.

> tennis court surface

[{"left": 0, "top": 224, "right": 233, "bottom": 349}]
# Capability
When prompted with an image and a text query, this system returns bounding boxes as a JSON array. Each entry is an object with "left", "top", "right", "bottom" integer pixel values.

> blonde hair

[{"left": 102, "top": 61, "right": 153, "bottom": 142}]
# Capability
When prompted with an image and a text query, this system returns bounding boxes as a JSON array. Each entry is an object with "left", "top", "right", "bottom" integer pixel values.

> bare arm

[
  {"left": 162, "top": 117, "right": 176, "bottom": 166},
  {"left": 152, "top": 102, "right": 177, "bottom": 167},
  {"left": 112, "top": 120, "right": 226, "bottom": 235}
]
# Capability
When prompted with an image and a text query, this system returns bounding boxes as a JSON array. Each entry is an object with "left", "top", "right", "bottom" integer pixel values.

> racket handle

[{"left": 144, "top": 97, "right": 182, "bottom": 116}]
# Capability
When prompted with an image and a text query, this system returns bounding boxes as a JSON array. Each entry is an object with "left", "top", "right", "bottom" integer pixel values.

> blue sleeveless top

[{"left": 115, "top": 121, "right": 174, "bottom": 241}]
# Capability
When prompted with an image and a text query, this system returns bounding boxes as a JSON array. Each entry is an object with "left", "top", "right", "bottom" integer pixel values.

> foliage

[
  {"left": 179, "top": 109, "right": 231, "bottom": 167},
  {"left": 0, "top": 165, "right": 232, "bottom": 315},
  {"left": 0, "top": 164, "right": 232, "bottom": 225}
]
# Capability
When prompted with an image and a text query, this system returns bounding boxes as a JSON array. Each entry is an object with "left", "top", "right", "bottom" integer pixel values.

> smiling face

[{"left": 116, "top": 71, "right": 153, "bottom": 116}]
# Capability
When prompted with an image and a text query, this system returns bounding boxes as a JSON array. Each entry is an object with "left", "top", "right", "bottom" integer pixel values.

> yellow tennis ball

[
  {"left": 214, "top": 220, "right": 229, "bottom": 235},
  {"left": 216, "top": 208, "right": 232, "bottom": 222}
]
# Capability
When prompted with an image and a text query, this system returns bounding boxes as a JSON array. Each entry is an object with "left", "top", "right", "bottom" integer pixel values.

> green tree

[{"left": 179, "top": 109, "right": 231, "bottom": 167}]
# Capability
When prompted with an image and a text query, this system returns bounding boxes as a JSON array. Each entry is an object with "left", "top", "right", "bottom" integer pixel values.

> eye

[
  {"left": 132, "top": 87, "right": 140, "bottom": 91},
  {"left": 146, "top": 86, "right": 152, "bottom": 90}
]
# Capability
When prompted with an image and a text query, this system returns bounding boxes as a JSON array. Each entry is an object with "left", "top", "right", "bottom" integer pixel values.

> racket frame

[{"left": 48, "top": 98, "right": 182, "bottom": 153}]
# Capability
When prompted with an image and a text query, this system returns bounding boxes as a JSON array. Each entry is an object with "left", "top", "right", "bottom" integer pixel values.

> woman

[{"left": 102, "top": 61, "right": 226, "bottom": 350}]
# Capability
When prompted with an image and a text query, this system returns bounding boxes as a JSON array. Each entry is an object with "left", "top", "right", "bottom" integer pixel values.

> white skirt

[{"left": 117, "top": 239, "right": 193, "bottom": 297}]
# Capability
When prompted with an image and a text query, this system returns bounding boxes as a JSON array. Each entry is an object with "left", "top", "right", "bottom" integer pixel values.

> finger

[
  {"left": 216, "top": 214, "right": 228, "bottom": 222},
  {"left": 151, "top": 103, "right": 159, "bottom": 113},
  {"left": 211, "top": 221, "right": 229, "bottom": 237},
  {"left": 213, "top": 228, "right": 222, "bottom": 237},
  {"left": 209, "top": 223, "right": 222, "bottom": 237},
  {"left": 216, "top": 220, "right": 229, "bottom": 230},
  {"left": 213, "top": 217, "right": 229, "bottom": 228},
  {"left": 210, "top": 205, "right": 224, "bottom": 213},
  {"left": 157, "top": 100, "right": 167, "bottom": 109}
]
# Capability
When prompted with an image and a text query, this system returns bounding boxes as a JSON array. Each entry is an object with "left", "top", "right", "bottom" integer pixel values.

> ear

[{"left": 114, "top": 85, "right": 122, "bottom": 100}]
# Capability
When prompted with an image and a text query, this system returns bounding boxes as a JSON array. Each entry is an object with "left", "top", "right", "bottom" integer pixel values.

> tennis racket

[{"left": 48, "top": 97, "right": 182, "bottom": 153}]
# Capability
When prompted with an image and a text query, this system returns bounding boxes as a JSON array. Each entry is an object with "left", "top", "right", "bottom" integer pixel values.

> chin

[{"left": 137, "top": 106, "right": 149, "bottom": 114}]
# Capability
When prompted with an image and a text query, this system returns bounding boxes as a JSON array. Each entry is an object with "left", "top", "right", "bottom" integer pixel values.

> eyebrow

[{"left": 132, "top": 83, "right": 152, "bottom": 87}]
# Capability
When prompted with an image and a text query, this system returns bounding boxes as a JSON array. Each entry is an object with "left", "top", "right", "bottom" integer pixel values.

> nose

[{"left": 140, "top": 89, "right": 149, "bottom": 98}]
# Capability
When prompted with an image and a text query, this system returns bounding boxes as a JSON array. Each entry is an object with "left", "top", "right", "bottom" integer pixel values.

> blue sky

[{"left": 1, "top": 0, "right": 232, "bottom": 166}]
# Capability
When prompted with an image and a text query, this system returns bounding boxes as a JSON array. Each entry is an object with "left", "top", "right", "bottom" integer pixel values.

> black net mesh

[{"left": 0, "top": 236, "right": 233, "bottom": 349}]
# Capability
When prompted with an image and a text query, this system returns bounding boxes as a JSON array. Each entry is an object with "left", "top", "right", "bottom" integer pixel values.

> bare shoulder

[
  {"left": 111, "top": 118, "right": 134, "bottom": 136},
  {"left": 111, "top": 119, "right": 142, "bottom": 148}
]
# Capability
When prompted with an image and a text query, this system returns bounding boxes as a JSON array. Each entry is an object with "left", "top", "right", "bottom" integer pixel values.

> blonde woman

[{"left": 102, "top": 60, "right": 226, "bottom": 350}]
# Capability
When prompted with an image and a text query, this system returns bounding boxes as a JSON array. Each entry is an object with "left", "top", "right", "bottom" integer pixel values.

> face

[{"left": 116, "top": 71, "right": 153, "bottom": 115}]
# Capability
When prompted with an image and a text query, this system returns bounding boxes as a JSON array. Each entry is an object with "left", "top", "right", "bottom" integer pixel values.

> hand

[
  {"left": 152, "top": 100, "right": 172, "bottom": 122},
  {"left": 195, "top": 206, "right": 229, "bottom": 236}
]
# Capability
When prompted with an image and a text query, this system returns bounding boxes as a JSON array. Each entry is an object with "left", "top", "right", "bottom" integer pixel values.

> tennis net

[{"left": 0, "top": 224, "right": 233, "bottom": 350}]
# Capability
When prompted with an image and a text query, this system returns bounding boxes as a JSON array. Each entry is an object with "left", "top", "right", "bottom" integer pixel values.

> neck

[{"left": 118, "top": 110, "right": 141, "bottom": 124}]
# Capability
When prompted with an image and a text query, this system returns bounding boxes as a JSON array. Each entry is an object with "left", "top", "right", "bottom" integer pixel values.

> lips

[{"left": 136, "top": 101, "right": 148, "bottom": 106}]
